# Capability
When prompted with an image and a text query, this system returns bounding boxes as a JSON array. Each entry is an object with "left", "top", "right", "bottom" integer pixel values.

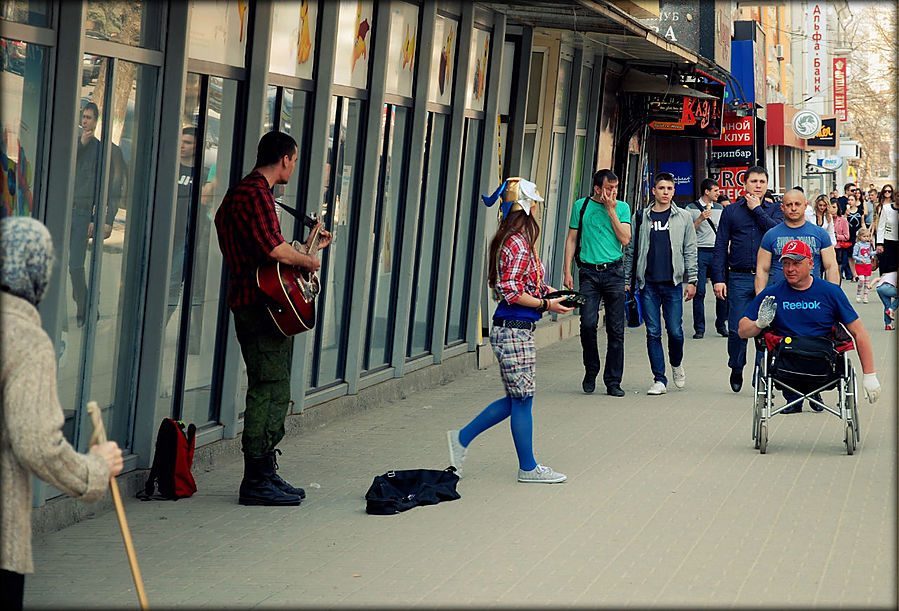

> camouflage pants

[{"left": 233, "top": 306, "right": 293, "bottom": 457}]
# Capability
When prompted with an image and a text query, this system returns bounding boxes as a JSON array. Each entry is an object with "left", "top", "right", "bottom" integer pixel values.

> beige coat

[{"left": 1, "top": 293, "right": 109, "bottom": 574}]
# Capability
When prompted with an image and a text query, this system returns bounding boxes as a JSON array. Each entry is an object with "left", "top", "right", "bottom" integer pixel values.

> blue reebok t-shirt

[
  {"left": 759, "top": 221, "right": 832, "bottom": 283},
  {"left": 743, "top": 277, "right": 859, "bottom": 336}
]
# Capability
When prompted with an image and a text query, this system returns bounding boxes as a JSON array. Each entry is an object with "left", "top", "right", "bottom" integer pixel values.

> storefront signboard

[{"left": 709, "top": 111, "right": 754, "bottom": 165}]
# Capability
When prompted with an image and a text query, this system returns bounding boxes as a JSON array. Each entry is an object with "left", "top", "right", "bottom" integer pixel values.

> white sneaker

[
  {"left": 856, "top": 295, "right": 862, "bottom": 303},
  {"left": 672, "top": 366, "right": 686, "bottom": 388},
  {"left": 518, "top": 464, "right": 566, "bottom": 483},
  {"left": 863, "top": 297, "right": 869, "bottom": 303},
  {"left": 446, "top": 430, "right": 467, "bottom": 476},
  {"left": 647, "top": 381, "right": 667, "bottom": 395}
]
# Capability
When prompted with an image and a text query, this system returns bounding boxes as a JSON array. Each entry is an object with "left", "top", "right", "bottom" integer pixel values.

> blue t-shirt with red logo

[
  {"left": 759, "top": 221, "right": 832, "bottom": 283},
  {"left": 743, "top": 277, "right": 858, "bottom": 336}
]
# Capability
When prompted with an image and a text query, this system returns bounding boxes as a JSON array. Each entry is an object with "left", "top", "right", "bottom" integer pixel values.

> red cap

[{"left": 780, "top": 239, "right": 812, "bottom": 261}]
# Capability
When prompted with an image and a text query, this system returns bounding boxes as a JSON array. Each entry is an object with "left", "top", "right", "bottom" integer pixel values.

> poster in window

[
  {"left": 187, "top": 0, "right": 248, "bottom": 68},
  {"left": 270, "top": 0, "right": 317, "bottom": 80},
  {"left": 428, "top": 15, "right": 457, "bottom": 105},
  {"left": 385, "top": 1, "right": 418, "bottom": 97},
  {"left": 466, "top": 28, "right": 490, "bottom": 111},
  {"left": 334, "top": 0, "right": 373, "bottom": 89}
]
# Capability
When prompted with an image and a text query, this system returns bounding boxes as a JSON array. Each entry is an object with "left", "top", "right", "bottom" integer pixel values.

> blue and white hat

[
  {"left": 482, "top": 177, "right": 544, "bottom": 218},
  {"left": 1, "top": 216, "right": 55, "bottom": 306}
]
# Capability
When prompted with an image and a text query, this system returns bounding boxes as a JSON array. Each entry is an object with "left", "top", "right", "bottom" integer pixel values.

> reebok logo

[{"left": 781, "top": 300, "right": 821, "bottom": 310}]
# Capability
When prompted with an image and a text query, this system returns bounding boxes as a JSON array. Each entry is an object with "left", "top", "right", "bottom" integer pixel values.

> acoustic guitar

[{"left": 256, "top": 215, "right": 322, "bottom": 336}]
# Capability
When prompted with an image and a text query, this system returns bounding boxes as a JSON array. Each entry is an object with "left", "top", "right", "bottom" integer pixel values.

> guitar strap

[{"left": 274, "top": 198, "right": 318, "bottom": 230}]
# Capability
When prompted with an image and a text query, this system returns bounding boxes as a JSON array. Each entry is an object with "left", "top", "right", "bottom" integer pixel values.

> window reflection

[
  {"left": 407, "top": 112, "right": 450, "bottom": 359},
  {"left": 0, "top": 0, "right": 50, "bottom": 27},
  {"left": 363, "top": 105, "right": 409, "bottom": 371},
  {"left": 85, "top": 1, "right": 162, "bottom": 49}
]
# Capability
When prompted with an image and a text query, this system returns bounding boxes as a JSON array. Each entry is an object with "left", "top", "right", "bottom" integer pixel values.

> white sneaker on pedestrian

[
  {"left": 856, "top": 295, "right": 862, "bottom": 303},
  {"left": 647, "top": 381, "right": 667, "bottom": 395},
  {"left": 672, "top": 366, "right": 686, "bottom": 388},
  {"left": 518, "top": 464, "right": 566, "bottom": 483},
  {"left": 446, "top": 430, "right": 467, "bottom": 476},
  {"left": 863, "top": 297, "right": 869, "bottom": 303}
]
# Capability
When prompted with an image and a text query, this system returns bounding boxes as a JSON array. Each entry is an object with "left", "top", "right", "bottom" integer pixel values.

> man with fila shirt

[
  {"left": 739, "top": 239, "right": 881, "bottom": 411},
  {"left": 711, "top": 166, "right": 783, "bottom": 393},
  {"left": 683, "top": 178, "right": 727, "bottom": 339},
  {"left": 624, "top": 172, "right": 698, "bottom": 395},
  {"left": 755, "top": 189, "right": 840, "bottom": 292}
]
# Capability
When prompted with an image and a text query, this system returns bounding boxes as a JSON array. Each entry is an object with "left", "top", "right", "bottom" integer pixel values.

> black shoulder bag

[
  {"left": 625, "top": 208, "right": 643, "bottom": 327},
  {"left": 573, "top": 195, "right": 592, "bottom": 267},
  {"left": 692, "top": 201, "right": 718, "bottom": 233}
]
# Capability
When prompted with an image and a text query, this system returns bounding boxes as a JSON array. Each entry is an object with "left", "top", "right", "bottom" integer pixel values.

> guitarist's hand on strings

[{"left": 312, "top": 223, "right": 333, "bottom": 250}]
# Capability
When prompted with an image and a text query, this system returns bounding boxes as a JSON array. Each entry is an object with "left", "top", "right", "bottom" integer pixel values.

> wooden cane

[{"left": 87, "top": 402, "right": 149, "bottom": 610}]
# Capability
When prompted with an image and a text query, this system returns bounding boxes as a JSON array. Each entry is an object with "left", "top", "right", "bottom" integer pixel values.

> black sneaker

[
  {"left": 606, "top": 384, "right": 625, "bottom": 397},
  {"left": 729, "top": 368, "right": 743, "bottom": 393},
  {"left": 716, "top": 327, "right": 729, "bottom": 337},
  {"left": 809, "top": 393, "right": 824, "bottom": 412},
  {"left": 782, "top": 404, "right": 803, "bottom": 414},
  {"left": 582, "top": 374, "right": 596, "bottom": 394},
  {"left": 692, "top": 332, "right": 704, "bottom": 339}
]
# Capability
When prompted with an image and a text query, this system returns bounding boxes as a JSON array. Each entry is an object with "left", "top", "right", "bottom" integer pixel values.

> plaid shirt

[
  {"left": 214, "top": 170, "right": 285, "bottom": 308},
  {"left": 493, "top": 232, "right": 547, "bottom": 304}
]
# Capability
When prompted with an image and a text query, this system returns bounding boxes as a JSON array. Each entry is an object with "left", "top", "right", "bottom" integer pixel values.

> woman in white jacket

[
  {"left": 1, "top": 217, "right": 123, "bottom": 610},
  {"left": 812, "top": 195, "right": 837, "bottom": 249},
  {"left": 874, "top": 184, "right": 898, "bottom": 274}
]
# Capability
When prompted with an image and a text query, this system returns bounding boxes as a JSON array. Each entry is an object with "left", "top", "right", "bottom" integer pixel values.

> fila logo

[{"left": 651, "top": 220, "right": 669, "bottom": 231}]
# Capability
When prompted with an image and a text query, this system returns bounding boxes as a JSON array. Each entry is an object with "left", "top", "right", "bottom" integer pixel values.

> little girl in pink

[{"left": 852, "top": 228, "right": 874, "bottom": 303}]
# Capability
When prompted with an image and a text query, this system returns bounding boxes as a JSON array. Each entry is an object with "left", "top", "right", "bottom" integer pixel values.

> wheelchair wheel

[
  {"left": 752, "top": 380, "right": 760, "bottom": 446},
  {"left": 845, "top": 422, "right": 856, "bottom": 455},
  {"left": 759, "top": 421, "right": 768, "bottom": 454},
  {"left": 850, "top": 369, "right": 860, "bottom": 442}
]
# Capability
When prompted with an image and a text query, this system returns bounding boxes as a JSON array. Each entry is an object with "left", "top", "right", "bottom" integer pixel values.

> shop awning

[{"left": 621, "top": 69, "right": 717, "bottom": 99}]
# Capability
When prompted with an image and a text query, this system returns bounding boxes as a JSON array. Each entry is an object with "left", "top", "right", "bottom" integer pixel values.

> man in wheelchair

[{"left": 738, "top": 240, "right": 881, "bottom": 412}]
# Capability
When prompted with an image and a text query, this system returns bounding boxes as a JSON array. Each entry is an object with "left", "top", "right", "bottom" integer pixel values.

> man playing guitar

[{"left": 214, "top": 131, "right": 331, "bottom": 507}]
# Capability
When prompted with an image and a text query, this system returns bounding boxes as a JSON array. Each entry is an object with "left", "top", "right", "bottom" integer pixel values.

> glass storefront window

[
  {"left": 1, "top": 38, "right": 47, "bottom": 217},
  {"left": 466, "top": 28, "right": 489, "bottom": 111},
  {"left": 576, "top": 67, "right": 592, "bottom": 130},
  {"left": 445, "top": 118, "right": 483, "bottom": 345},
  {"left": 62, "top": 57, "right": 158, "bottom": 449},
  {"left": 270, "top": 0, "right": 317, "bottom": 80},
  {"left": 307, "top": 96, "right": 364, "bottom": 389},
  {"left": 407, "top": 112, "right": 449, "bottom": 358},
  {"left": 333, "top": 0, "right": 373, "bottom": 89},
  {"left": 0, "top": 0, "right": 50, "bottom": 27},
  {"left": 188, "top": 0, "right": 247, "bottom": 67},
  {"left": 428, "top": 15, "right": 457, "bottom": 105},
  {"left": 385, "top": 2, "right": 417, "bottom": 98},
  {"left": 86, "top": 1, "right": 163, "bottom": 49},
  {"left": 540, "top": 132, "right": 566, "bottom": 274},
  {"left": 524, "top": 51, "right": 543, "bottom": 124},
  {"left": 553, "top": 58, "right": 572, "bottom": 126},
  {"left": 363, "top": 105, "right": 409, "bottom": 371}
]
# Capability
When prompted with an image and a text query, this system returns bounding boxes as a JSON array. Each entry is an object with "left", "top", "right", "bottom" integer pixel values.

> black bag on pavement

[{"left": 365, "top": 467, "right": 460, "bottom": 515}]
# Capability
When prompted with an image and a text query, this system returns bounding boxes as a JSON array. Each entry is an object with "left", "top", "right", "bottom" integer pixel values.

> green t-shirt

[{"left": 569, "top": 197, "right": 631, "bottom": 265}]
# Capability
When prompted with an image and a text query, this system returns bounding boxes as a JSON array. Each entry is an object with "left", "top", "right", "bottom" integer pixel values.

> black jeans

[
  {"left": 578, "top": 263, "right": 626, "bottom": 387},
  {"left": 0, "top": 569, "right": 24, "bottom": 610}
]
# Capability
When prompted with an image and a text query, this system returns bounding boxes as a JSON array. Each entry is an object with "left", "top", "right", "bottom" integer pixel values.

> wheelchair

[{"left": 751, "top": 327, "right": 860, "bottom": 454}]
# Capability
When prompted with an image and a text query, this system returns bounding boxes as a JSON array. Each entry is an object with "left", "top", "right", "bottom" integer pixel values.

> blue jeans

[
  {"left": 877, "top": 283, "right": 898, "bottom": 325},
  {"left": 693, "top": 249, "right": 727, "bottom": 334},
  {"left": 726, "top": 272, "right": 757, "bottom": 371},
  {"left": 639, "top": 281, "right": 684, "bottom": 385},
  {"left": 578, "top": 263, "right": 626, "bottom": 387}
]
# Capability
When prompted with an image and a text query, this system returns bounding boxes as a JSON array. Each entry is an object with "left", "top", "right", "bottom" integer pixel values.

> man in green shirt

[{"left": 563, "top": 169, "right": 632, "bottom": 397}]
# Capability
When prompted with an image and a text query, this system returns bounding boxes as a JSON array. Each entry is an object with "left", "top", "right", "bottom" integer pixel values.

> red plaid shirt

[
  {"left": 493, "top": 232, "right": 547, "bottom": 304},
  {"left": 214, "top": 170, "right": 285, "bottom": 308}
]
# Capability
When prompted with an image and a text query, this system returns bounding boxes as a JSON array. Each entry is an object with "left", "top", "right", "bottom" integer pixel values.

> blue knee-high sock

[
  {"left": 459, "top": 396, "right": 511, "bottom": 447},
  {"left": 509, "top": 395, "right": 537, "bottom": 471}
]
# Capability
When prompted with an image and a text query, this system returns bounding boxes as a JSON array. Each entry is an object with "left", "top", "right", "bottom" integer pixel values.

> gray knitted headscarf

[{"left": 0, "top": 216, "right": 55, "bottom": 306}]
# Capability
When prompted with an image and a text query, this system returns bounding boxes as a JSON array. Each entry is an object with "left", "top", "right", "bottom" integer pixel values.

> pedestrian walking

[
  {"left": 833, "top": 205, "right": 853, "bottom": 281},
  {"left": 853, "top": 228, "right": 875, "bottom": 303},
  {"left": 561, "top": 169, "right": 631, "bottom": 397},
  {"left": 447, "top": 178, "right": 571, "bottom": 484},
  {"left": 812, "top": 195, "right": 837, "bottom": 249},
  {"left": 874, "top": 184, "right": 898, "bottom": 274},
  {"left": 874, "top": 271, "right": 897, "bottom": 330},
  {"left": 1, "top": 217, "right": 123, "bottom": 611},
  {"left": 711, "top": 166, "right": 784, "bottom": 393},
  {"left": 754, "top": 189, "right": 839, "bottom": 291},
  {"left": 683, "top": 178, "right": 727, "bottom": 339},
  {"left": 623, "top": 172, "right": 698, "bottom": 395}
]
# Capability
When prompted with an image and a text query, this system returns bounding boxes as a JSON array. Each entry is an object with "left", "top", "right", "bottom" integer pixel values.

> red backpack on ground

[{"left": 137, "top": 418, "right": 197, "bottom": 500}]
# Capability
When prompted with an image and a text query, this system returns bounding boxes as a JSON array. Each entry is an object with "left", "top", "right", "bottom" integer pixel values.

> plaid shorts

[{"left": 490, "top": 325, "right": 536, "bottom": 398}]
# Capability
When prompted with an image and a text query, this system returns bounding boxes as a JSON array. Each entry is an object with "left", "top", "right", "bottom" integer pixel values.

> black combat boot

[
  {"left": 268, "top": 449, "right": 306, "bottom": 499},
  {"left": 238, "top": 454, "right": 301, "bottom": 506}
]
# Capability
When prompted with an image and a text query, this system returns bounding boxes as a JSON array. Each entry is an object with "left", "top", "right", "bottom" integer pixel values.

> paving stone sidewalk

[{"left": 26, "top": 295, "right": 897, "bottom": 608}]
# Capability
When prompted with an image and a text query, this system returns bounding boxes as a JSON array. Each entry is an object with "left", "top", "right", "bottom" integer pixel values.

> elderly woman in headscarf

[{"left": 0, "top": 217, "right": 123, "bottom": 610}]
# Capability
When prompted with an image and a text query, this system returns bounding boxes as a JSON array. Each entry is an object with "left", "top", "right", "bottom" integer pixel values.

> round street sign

[
  {"left": 819, "top": 155, "right": 843, "bottom": 170},
  {"left": 792, "top": 110, "right": 822, "bottom": 139}
]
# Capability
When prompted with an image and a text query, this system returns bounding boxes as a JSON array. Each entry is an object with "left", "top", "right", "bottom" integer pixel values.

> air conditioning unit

[{"left": 774, "top": 44, "right": 785, "bottom": 61}]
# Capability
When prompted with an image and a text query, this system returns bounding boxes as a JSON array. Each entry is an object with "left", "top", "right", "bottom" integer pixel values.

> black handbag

[
  {"left": 365, "top": 467, "right": 460, "bottom": 515},
  {"left": 769, "top": 336, "right": 840, "bottom": 393}
]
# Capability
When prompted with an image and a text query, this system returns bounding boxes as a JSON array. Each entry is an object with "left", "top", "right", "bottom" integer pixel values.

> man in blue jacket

[{"left": 711, "top": 166, "right": 783, "bottom": 392}]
